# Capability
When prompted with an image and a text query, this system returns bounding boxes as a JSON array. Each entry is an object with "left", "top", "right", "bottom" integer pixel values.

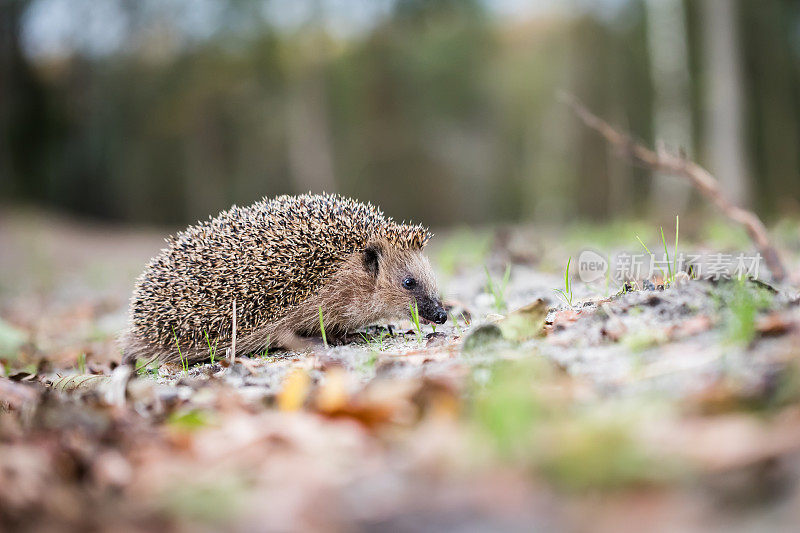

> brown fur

[
  {"left": 236, "top": 238, "right": 440, "bottom": 355},
  {"left": 121, "top": 194, "right": 443, "bottom": 365}
]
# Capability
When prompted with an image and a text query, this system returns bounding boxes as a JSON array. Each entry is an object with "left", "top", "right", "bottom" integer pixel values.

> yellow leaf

[
  {"left": 316, "top": 368, "right": 349, "bottom": 413},
  {"left": 497, "top": 299, "right": 548, "bottom": 342},
  {"left": 277, "top": 369, "right": 310, "bottom": 411}
]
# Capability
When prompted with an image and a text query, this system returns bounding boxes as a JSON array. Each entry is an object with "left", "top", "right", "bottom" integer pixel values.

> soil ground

[{"left": 2, "top": 208, "right": 800, "bottom": 532}]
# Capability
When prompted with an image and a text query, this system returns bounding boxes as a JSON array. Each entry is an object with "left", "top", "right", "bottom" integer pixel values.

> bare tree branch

[{"left": 559, "top": 92, "right": 787, "bottom": 282}]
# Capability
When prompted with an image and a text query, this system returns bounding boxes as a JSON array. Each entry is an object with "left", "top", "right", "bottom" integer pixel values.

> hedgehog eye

[{"left": 402, "top": 277, "right": 417, "bottom": 290}]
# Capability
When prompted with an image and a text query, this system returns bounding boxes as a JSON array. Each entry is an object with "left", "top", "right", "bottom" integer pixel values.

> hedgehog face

[{"left": 364, "top": 240, "right": 446, "bottom": 325}]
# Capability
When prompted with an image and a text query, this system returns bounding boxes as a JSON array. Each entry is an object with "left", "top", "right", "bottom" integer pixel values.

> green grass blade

[
  {"left": 484, "top": 266, "right": 494, "bottom": 293},
  {"left": 636, "top": 234, "right": 664, "bottom": 280},
  {"left": 564, "top": 257, "right": 571, "bottom": 294},
  {"left": 502, "top": 264, "right": 511, "bottom": 291},
  {"left": 172, "top": 325, "right": 187, "bottom": 374},
  {"left": 660, "top": 226, "right": 672, "bottom": 280},
  {"left": 204, "top": 329, "right": 217, "bottom": 365},
  {"left": 635, "top": 235, "right": 652, "bottom": 256},
  {"left": 410, "top": 300, "right": 423, "bottom": 341},
  {"left": 318, "top": 306, "right": 328, "bottom": 348},
  {"left": 484, "top": 265, "right": 510, "bottom": 312},
  {"left": 674, "top": 215, "right": 679, "bottom": 278}
]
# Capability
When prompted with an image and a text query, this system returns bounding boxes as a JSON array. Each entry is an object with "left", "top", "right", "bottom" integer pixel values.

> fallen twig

[
  {"left": 559, "top": 92, "right": 787, "bottom": 282},
  {"left": 230, "top": 298, "right": 237, "bottom": 366}
]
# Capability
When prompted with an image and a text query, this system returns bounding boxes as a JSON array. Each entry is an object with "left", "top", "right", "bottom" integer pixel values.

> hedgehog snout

[{"left": 417, "top": 297, "right": 447, "bottom": 325}]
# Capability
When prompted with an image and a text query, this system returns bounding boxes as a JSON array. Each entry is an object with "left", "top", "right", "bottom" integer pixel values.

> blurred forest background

[{"left": 1, "top": 0, "right": 799, "bottom": 228}]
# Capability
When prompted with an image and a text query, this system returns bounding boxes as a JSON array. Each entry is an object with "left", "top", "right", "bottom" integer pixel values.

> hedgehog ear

[{"left": 362, "top": 243, "right": 383, "bottom": 277}]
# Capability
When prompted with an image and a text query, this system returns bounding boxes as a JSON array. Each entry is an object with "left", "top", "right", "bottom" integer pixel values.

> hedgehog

[{"left": 122, "top": 193, "right": 446, "bottom": 364}]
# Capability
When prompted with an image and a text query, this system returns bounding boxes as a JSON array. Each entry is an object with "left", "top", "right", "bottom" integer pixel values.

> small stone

[
  {"left": 375, "top": 359, "right": 408, "bottom": 377},
  {"left": 643, "top": 279, "right": 656, "bottom": 291},
  {"left": 644, "top": 295, "right": 661, "bottom": 306},
  {"left": 425, "top": 332, "right": 448, "bottom": 348},
  {"left": 462, "top": 324, "right": 503, "bottom": 352},
  {"left": 621, "top": 281, "right": 635, "bottom": 293}
]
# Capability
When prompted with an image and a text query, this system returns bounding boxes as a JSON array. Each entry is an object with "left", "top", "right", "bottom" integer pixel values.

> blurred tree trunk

[
  {"left": 184, "top": 102, "right": 230, "bottom": 221},
  {"left": 701, "top": 0, "right": 750, "bottom": 207},
  {"left": 285, "top": 1, "right": 336, "bottom": 195},
  {"left": 644, "top": 0, "right": 694, "bottom": 216},
  {"left": 570, "top": 17, "right": 613, "bottom": 221},
  {"left": 742, "top": 0, "right": 800, "bottom": 215},
  {"left": 0, "top": 0, "right": 49, "bottom": 198},
  {"left": 0, "top": 1, "right": 15, "bottom": 192},
  {"left": 286, "top": 68, "right": 337, "bottom": 194}
]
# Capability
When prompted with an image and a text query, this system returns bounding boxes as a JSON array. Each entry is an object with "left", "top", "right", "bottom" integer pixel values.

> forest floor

[{"left": 2, "top": 208, "right": 800, "bottom": 532}]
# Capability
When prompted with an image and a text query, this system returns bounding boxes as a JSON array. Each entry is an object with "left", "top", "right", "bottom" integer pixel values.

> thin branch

[
  {"left": 230, "top": 298, "right": 237, "bottom": 366},
  {"left": 559, "top": 92, "right": 787, "bottom": 282}
]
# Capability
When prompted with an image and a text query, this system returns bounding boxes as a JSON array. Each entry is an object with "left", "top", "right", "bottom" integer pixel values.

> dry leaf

[
  {"left": 757, "top": 313, "right": 796, "bottom": 337},
  {"left": 277, "top": 369, "right": 310, "bottom": 411},
  {"left": 497, "top": 299, "right": 548, "bottom": 342},
  {"left": 50, "top": 374, "right": 109, "bottom": 393},
  {"left": 315, "top": 368, "right": 349, "bottom": 413}
]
